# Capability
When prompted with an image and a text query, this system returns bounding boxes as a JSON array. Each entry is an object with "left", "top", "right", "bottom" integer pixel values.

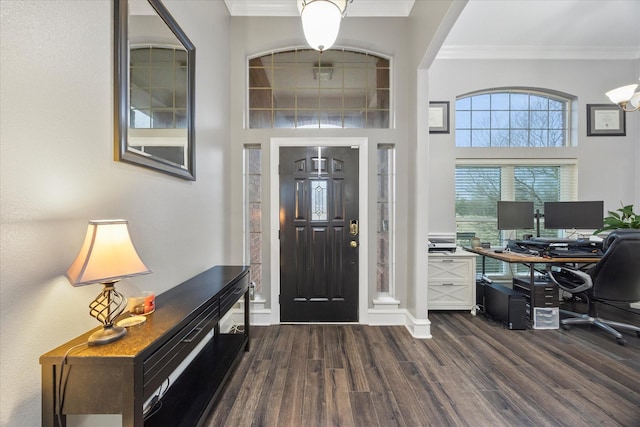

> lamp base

[{"left": 88, "top": 325, "right": 127, "bottom": 346}]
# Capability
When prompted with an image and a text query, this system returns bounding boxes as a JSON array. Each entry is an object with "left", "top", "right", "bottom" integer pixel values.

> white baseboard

[
  {"left": 367, "top": 307, "right": 408, "bottom": 325},
  {"left": 404, "top": 310, "right": 432, "bottom": 339},
  {"left": 224, "top": 306, "right": 432, "bottom": 339}
]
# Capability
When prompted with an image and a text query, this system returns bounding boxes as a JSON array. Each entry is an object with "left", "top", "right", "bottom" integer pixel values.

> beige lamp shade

[{"left": 66, "top": 220, "right": 151, "bottom": 286}]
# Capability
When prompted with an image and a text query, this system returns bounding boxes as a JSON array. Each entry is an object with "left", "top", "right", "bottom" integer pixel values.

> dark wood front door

[{"left": 280, "top": 146, "right": 359, "bottom": 322}]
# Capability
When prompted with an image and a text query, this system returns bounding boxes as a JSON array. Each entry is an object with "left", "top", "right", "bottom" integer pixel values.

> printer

[{"left": 428, "top": 233, "right": 457, "bottom": 253}]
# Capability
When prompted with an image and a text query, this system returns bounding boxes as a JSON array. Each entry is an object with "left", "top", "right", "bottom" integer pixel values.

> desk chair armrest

[{"left": 547, "top": 266, "right": 593, "bottom": 294}]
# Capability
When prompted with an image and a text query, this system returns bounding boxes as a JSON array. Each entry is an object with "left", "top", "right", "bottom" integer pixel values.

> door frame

[{"left": 270, "top": 137, "right": 369, "bottom": 324}]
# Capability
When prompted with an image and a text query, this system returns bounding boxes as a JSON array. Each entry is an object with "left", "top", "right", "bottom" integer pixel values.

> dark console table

[{"left": 40, "top": 265, "right": 250, "bottom": 427}]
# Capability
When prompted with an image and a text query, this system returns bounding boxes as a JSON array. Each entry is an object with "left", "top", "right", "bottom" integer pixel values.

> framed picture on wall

[
  {"left": 587, "top": 104, "right": 626, "bottom": 136},
  {"left": 429, "top": 101, "right": 450, "bottom": 134}
]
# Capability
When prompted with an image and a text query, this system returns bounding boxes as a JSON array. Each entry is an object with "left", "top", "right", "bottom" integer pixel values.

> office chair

[{"left": 547, "top": 229, "right": 640, "bottom": 345}]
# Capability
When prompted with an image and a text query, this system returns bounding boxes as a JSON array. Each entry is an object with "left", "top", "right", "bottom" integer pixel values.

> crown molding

[
  {"left": 223, "top": 0, "right": 415, "bottom": 17},
  {"left": 436, "top": 45, "right": 640, "bottom": 61}
]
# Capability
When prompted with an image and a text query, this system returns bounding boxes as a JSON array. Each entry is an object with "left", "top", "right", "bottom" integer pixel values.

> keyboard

[{"left": 547, "top": 250, "right": 602, "bottom": 258}]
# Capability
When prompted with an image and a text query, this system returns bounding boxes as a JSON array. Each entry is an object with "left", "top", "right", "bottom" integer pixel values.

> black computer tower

[{"left": 484, "top": 282, "right": 527, "bottom": 330}]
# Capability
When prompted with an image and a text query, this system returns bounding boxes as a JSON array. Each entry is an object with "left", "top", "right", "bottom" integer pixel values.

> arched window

[
  {"left": 248, "top": 48, "right": 391, "bottom": 129},
  {"left": 455, "top": 89, "right": 571, "bottom": 147}
]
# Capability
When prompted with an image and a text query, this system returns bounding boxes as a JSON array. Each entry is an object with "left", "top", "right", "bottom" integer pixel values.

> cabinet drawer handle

[
  {"left": 441, "top": 259, "right": 454, "bottom": 263},
  {"left": 182, "top": 327, "right": 203, "bottom": 343},
  {"left": 442, "top": 282, "right": 454, "bottom": 286}
]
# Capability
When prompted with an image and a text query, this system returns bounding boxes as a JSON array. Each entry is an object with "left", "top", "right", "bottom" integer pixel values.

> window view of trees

[
  {"left": 456, "top": 164, "right": 573, "bottom": 275},
  {"left": 455, "top": 90, "right": 569, "bottom": 147},
  {"left": 456, "top": 165, "right": 564, "bottom": 244},
  {"left": 454, "top": 88, "right": 576, "bottom": 276}
]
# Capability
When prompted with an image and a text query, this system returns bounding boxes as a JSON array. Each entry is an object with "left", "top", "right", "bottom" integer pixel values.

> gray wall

[
  {"left": 428, "top": 58, "right": 640, "bottom": 233},
  {"left": 2, "top": 0, "right": 637, "bottom": 424},
  {"left": 226, "top": 1, "right": 458, "bottom": 327},
  {"left": 228, "top": 17, "right": 418, "bottom": 310},
  {"left": 0, "top": 1, "right": 230, "bottom": 425}
]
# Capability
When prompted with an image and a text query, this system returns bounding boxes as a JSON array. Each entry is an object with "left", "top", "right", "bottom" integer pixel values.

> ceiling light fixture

[
  {"left": 605, "top": 78, "right": 640, "bottom": 112},
  {"left": 298, "top": 0, "right": 352, "bottom": 52}
]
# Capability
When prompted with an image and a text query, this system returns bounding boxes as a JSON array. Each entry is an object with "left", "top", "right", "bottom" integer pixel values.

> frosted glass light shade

[
  {"left": 66, "top": 219, "right": 151, "bottom": 286},
  {"left": 605, "top": 84, "right": 638, "bottom": 104},
  {"left": 629, "top": 91, "right": 640, "bottom": 109},
  {"left": 301, "top": 0, "right": 342, "bottom": 51}
]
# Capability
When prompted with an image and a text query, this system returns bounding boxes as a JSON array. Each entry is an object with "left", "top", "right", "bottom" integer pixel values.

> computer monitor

[
  {"left": 543, "top": 201, "right": 604, "bottom": 230},
  {"left": 497, "top": 201, "right": 534, "bottom": 230}
]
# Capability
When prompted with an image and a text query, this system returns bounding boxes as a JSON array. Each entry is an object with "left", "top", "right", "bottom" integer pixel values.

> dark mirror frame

[{"left": 114, "top": 0, "right": 196, "bottom": 180}]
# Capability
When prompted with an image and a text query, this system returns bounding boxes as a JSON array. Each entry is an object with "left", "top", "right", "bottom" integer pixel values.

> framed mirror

[{"left": 115, "top": 0, "right": 196, "bottom": 180}]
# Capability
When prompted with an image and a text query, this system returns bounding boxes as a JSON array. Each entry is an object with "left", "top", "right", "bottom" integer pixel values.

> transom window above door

[{"left": 248, "top": 48, "right": 391, "bottom": 129}]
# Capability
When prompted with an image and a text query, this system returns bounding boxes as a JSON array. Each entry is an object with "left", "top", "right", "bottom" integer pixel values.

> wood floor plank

[
  {"left": 309, "top": 324, "right": 324, "bottom": 361},
  {"left": 350, "top": 391, "right": 382, "bottom": 427},
  {"left": 340, "top": 326, "right": 369, "bottom": 392},
  {"left": 370, "top": 341, "right": 429, "bottom": 426},
  {"left": 368, "top": 390, "right": 407, "bottom": 427},
  {"left": 323, "top": 326, "right": 345, "bottom": 369},
  {"left": 274, "top": 324, "right": 297, "bottom": 354},
  {"left": 396, "top": 361, "right": 466, "bottom": 426},
  {"left": 325, "top": 368, "right": 355, "bottom": 427},
  {"left": 575, "top": 387, "right": 640, "bottom": 426},
  {"left": 350, "top": 325, "right": 388, "bottom": 393},
  {"left": 205, "top": 310, "right": 640, "bottom": 427},
  {"left": 274, "top": 326, "right": 309, "bottom": 427},
  {"left": 229, "top": 359, "right": 271, "bottom": 426},
  {"left": 301, "top": 359, "right": 326, "bottom": 427},
  {"left": 249, "top": 351, "right": 290, "bottom": 427}
]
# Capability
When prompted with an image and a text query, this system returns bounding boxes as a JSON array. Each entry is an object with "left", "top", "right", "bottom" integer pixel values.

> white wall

[
  {"left": 0, "top": 1, "right": 230, "bottom": 425},
  {"left": 428, "top": 58, "right": 640, "bottom": 233}
]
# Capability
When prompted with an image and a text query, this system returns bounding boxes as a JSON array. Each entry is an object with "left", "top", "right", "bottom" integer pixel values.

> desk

[
  {"left": 465, "top": 247, "right": 600, "bottom": 325},
  {"left": 465, "top": 246, "right": 600, "bottom": 274}
]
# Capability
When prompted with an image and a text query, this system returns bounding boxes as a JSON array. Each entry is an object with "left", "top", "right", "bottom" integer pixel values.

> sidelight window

[
  {"left": 376, "top": 145, "right": 396, "bottom": 300},
  {"left": 244, "top": 145, "right": 262, "bottom": 295}
]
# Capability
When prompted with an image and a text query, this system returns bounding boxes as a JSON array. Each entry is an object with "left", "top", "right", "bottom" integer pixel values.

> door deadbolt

[
  {"left": 349, "top": 219, "right": 359, "bottom": 236},
  {"left": 350, "top": 240, "right": 358, "bottom": 248}
]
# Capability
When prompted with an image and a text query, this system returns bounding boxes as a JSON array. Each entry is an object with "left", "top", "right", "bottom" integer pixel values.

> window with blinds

[{"left": 456, "top": 161, "right": 577, "bottom": 275}]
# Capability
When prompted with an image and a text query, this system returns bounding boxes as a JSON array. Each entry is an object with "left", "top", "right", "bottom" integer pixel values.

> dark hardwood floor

[{"left": 205, "top": 309, "right": 640, "bottom": 427}]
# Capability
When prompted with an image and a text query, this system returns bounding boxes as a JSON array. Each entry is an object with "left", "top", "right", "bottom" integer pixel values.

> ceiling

[
  {"left": 223, "top": 0, "right": 415, "bottom": 17},
  {"left": 223, "top": 0, "right": 640, "bottom": 60}
]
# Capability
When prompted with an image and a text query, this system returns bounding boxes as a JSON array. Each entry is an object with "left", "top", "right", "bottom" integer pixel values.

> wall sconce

[
  {"left": 606, "top": 79, "right": 640, "bottom": 112},
  {"left": 298, "top": 0, "right": 352, "bottom": 52},
  {"left": 66, "top": 220, "right": 151, "bottom": 345}
]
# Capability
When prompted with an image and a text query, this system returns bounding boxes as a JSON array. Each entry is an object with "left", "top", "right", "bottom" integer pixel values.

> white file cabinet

[{"left": 428, "top": 250, "right": 477, "bottom": 310}]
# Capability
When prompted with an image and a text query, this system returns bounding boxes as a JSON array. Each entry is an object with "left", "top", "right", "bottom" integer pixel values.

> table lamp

[{"left": 65, "top": 220, "right": 151, "bottom": 345}]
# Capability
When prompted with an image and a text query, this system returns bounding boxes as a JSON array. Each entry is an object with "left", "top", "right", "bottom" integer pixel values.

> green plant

[{"left": 594, "top": 204, "right": 640, "bottom": 234}]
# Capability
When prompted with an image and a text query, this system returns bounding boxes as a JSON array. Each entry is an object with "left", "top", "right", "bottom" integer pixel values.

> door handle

[{"left": 349, "top": 219, "right": 359, "bottom": 236}]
